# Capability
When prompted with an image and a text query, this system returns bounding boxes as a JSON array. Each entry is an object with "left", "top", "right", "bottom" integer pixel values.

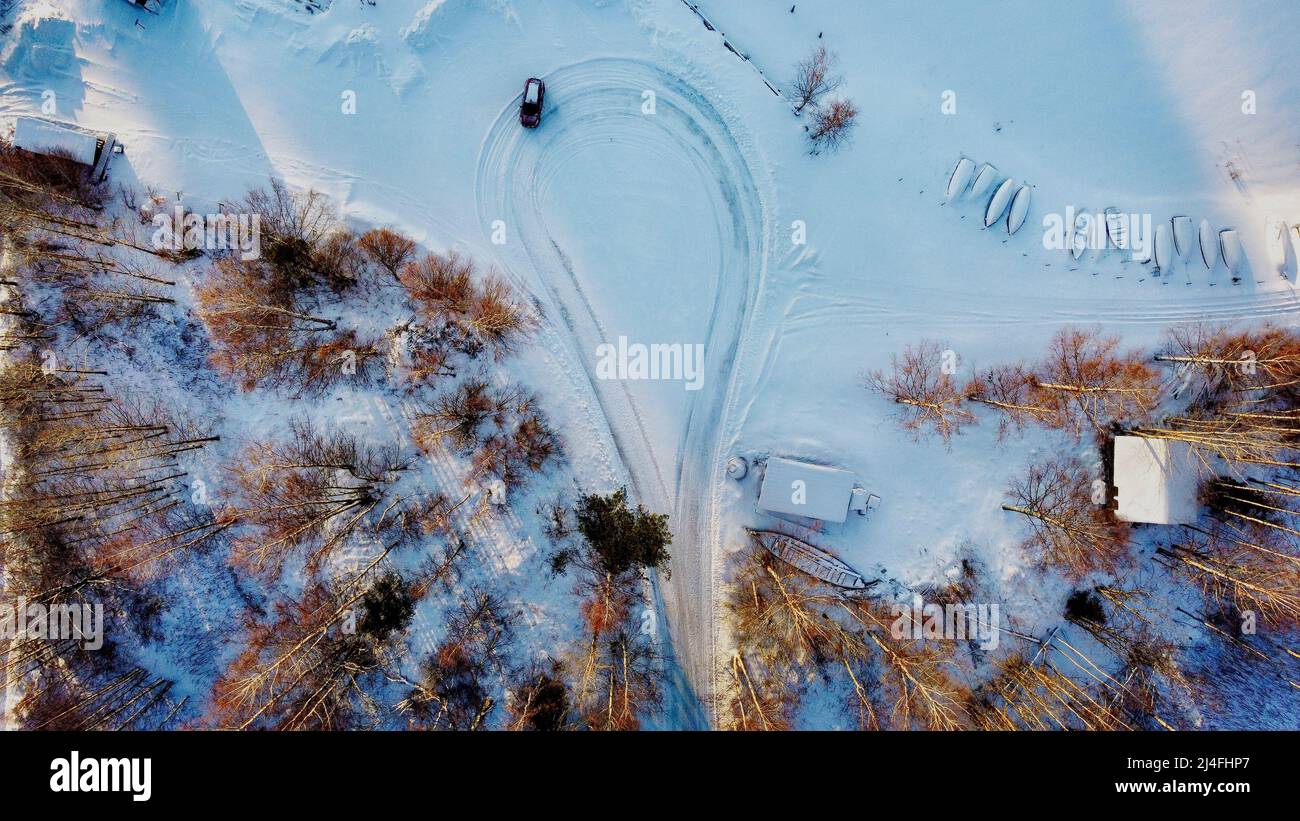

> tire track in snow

[
  {"left": 781, "top": 284, "right": 1300, "bottom": 329},
  {"left": 475, "top": 58, "right": 767, "bottom": 727},
  {"left": 767, "top": 246, "right": 1300, "bottom": 331}
]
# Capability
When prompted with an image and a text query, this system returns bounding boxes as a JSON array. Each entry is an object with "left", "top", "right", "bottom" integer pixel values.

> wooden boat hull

[{"left": 748, "top": 530, "right": 872, "bottom": 590}]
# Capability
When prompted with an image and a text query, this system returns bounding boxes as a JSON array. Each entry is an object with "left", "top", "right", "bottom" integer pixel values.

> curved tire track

[{"left": 475, "top": 58, "right": 766, "bottom": 727}]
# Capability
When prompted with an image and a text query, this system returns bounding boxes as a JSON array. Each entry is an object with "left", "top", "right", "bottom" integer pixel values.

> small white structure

[
  {"left": 850, "top": 487, "right": 879, "bottom": 516},
  {"left": 1112, "top": 435, "right": 1199, "bottom": 525},
  {"left": 758, "top": 457, "right": 863, "bottom": 524},
  {"left": 725, "top": 456, "right": 748, "bottom": 480},
  {"left": 11, "top": 116, "right": 118, "bottom": 182}
]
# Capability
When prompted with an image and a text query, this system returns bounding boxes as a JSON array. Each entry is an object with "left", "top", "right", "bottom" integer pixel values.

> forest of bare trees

[
  {"left": 0, "top": 146, "right": 234, "bottom": 728},
  {"left": 850, "top": 321, "right": 1300, "bottom": 730},
  {"left": 0, "top": 140, "right": 588, "bottom": 731},
  {"left": 723, "top": 542, "right": 968, "bottom": 730}
]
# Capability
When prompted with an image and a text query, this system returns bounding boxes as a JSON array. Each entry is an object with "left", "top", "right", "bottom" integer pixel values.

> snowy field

[{"left": 2, "top": 0, "right": 1299, "bottom": 730}]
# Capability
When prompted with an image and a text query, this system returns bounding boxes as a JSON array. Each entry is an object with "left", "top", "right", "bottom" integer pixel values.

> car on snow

[{"left": 520, "top": 78, "right": 545, "bottom": 128}]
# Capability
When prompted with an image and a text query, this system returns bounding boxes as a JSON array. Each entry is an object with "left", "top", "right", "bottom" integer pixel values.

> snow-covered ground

[{"left": 2, "top": 0, "right": 1299, "bottom": 728}]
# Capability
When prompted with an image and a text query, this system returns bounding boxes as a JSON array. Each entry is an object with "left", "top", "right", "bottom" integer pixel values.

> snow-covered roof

[
  {"left": 1112, "top": 436, "right": 1200, "bottom": 525},
  {"left": 757, "top": 457, "right": 856, "bottom": 523},
  {"left": 12, "top": 117, "right": 99, "bottom": 166}
]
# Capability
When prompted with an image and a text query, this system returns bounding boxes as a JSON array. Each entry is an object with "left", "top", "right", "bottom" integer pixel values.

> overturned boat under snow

[{"left": 748, "top": 529, "right": 873, "bottom": 591}]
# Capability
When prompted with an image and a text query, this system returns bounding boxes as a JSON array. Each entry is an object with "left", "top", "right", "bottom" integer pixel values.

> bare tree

[
  {"left": 225, "top": 419, "right": 413, "bottom": 581},
  {"left": 865, "top": 340, "right": 974, "bottom": 443},
  {"left": 357, "top": 227, "right": 416, "bottom": 282},
  {"left": 212, "top": 575, "right": 409, "bottom": 730},
  {"left": 0, "top": 142, "right": 105, "bottom": 210},
  {"left": 399, "top": 251, "right": 476, "bottom": 320},
  {"left": 14, "top": 666, "right": 182, "bottom": 731},
  {"left": 807, "top": 98, "right": 859, "bottom": 154},
  {"left": 412, "top": 379, "right": 559, "bottom": 488},
  {"left": 1034, "top": 326, "right": 1160, "bottom": 436},
  {"left": 723, "top": 544, "right": 967, "bottom": 731},
  {"left": 505, "top": 663, "right": 572, "bottom": 731},
  {"left": 312, "top": 228, "right": 368, "bottom": 290},
  {"left": 240, "top": 178, "right": 340, "bottom": 288},
  {"left": 790, "top": 46, "right": 842, "bottom": 114},
  {"left": 465, "top": 275, "right": 533, "bottom": 360},
  {"left": 963, "top": 362, "right": 1053, "bottom": 438},
  {"left": 1158, "top": 322, "right": 1300, "bottom": 405},
  {"left": 723, "top": 651, "right": 795, "bottom": 731},
  {"left": 195, "top": 257, "right": 340, "bottom": 392},
  {"left": 1002, "top": 457, "right": 1131, "bottom": 577},
  {"left": 840, "top": 598, "right": 969, "bottom": 731},
  {"left": 1157, "top": 531, "right": 1300, "bottom": 628},
  {"left": 398, "top": 252, "right": 532, "bottom": 361},
  {"left": 399, "top": 591, "right": 515, "bottom": 730},
  {"left": 971, "top": 651, "right": 1131, "bottom": 730},
  {"left": 1130, "top": 411, "right": 1300, "bottom": 473}
]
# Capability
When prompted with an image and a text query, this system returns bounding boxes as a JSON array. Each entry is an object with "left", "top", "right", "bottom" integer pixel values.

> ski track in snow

[
  {"left": 782, "top": 285, "right": 1300, "bottom": 329},
  {"left": 475, "top": 57, "right": 767, "bottom": 727}
]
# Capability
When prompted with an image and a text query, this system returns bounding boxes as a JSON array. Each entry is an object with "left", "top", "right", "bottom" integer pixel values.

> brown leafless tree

[
  {"left": 357, "top": 227, "right": 417, "bottom": 282},
  {"left": 225, "top": 419, "right": 413, "bottom": 581},
  {"left": 865, "top": 340, "right": 974, "bottom": 443},
  {"left": 808, "top": 98, "right": 859, "bottom": 154},
  {"left": 790, "top": 46, "right": 843, "bottom": 114},
  {"left": 963, "top": 362, "right": 1053, "bottom": 438},
  {"left": 1002, "top": 457, "right": 1131, "bottom": 577},
  {"left": 1034, "top": 326, "right": 1160, "bottom": 436}
]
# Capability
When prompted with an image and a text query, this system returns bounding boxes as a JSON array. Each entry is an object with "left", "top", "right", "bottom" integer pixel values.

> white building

[
  {"left": 757, "top": 457, "right": 870, "bottom": 524},
  {"left": 11, "top": 117, "right": 118, "bottom": 183},
  {"left": 1111, "top": 435, "right": 1200, "bottom": 525}
]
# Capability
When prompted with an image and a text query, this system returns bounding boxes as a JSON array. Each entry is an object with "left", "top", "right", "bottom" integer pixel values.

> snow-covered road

[{"left": 476, "top": 58, "right": 769, "bottom": 725}]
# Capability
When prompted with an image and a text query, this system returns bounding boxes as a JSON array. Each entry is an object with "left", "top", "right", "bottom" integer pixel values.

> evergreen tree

[{"left": 572, "top": 487, "right": 672, "bottom": 578}]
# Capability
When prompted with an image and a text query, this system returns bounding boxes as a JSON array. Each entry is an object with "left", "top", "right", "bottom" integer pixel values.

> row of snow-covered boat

[
  {"left": 1074, "top": 209, "right": 1248, "bottom": 281},
  {"left": 946, "top": 154, "right": 1300, "bottom": 282},
  {"left": 946, "top": 156, "right": 1033, "bottom": 235}
]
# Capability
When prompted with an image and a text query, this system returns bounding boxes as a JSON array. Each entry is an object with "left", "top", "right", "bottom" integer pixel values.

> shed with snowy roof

[
  {"left": 1111, "top": 435, "right": 1200, "bottom": 525},
  {"left": 11, "top": 117, "right": 118, "bottom": 182},
  {"left": 757, "top": 457, "right": 870, "bottom": 524}
]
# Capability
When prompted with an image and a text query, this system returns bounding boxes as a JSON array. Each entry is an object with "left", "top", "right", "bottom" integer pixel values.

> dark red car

[{"left": 520, "top": 77, "right": 545, "bottom": 128}]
